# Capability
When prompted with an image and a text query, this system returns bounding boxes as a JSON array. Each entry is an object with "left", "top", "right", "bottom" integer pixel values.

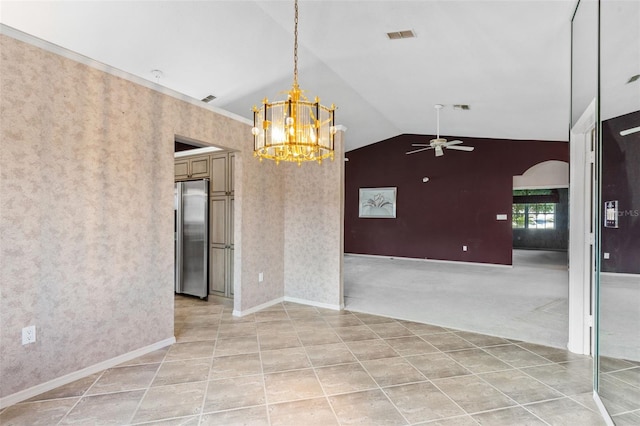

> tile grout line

[
  {"left": 509, "top": 357, "right": 601, "bottom": 421},
  {"left": 470, "top": 367, "right": 555, "bottom": 425},
  {"left": 197, "top": 307, "right": 224, "bottom": 424},
  {"left": 601, "top": 369, "right": 640, "bottom": 389},
  {"left": 6, "top": 297, "right": 609, "bottom": 425},
  {"left": 425, "top": 377, "right": 480, "bottom": 424},
  {"left": 421, "top": 338, "right": 515, "bottom": 423},
  {"left": 256, "top": 304, "right": 273, "bottom": 426},
  {"left": 359, "top": 315, "right": 518, "bottom": 424},
  {"left": 125, "top": 340, "right": 171, "bottom": 425},
  {"left": 289, "top": 304, "right": 343, "bottom": 426},
  {"left": 348, "top": 317, "right": 431, "bottom": 425},
  {"left": 432, "top": 332, "right": 566, "bottom": 423},
  {"left": 337, "top": 318, "right": 407, "bottom": 425},
  {"left": 54, "top": 369, "right": 107, "bottom": 426}
]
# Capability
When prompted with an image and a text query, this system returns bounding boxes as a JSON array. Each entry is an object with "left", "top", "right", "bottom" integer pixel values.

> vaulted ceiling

[{"left": 0, "top": 1, "right": 576, "bottom": 151}]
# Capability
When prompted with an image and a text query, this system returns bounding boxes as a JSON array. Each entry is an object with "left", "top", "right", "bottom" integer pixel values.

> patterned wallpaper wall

[
  {"left": 283, "top": 133, "right": 345, "bottom": 307},
  {"left": 0, "top": 32, "right": 341, "bottom": 400},
  {"left": 234, "top": 153, "right": 286, "bottom": 309},
  {"left": 0, "top": 34, "right": 176, "bottom": 398}
]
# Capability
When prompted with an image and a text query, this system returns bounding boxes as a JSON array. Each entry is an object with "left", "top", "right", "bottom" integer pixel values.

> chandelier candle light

[{"left": 252, "top": 0, "right": 337, "bottom": 166}]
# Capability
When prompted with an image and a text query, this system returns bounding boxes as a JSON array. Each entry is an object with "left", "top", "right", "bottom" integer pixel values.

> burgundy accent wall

[
  {"left": 345, "top": 134, "right": 569, "bottom": 265},
  {"left": 601, "top": 110, "right": 640, "bottom": 274}
]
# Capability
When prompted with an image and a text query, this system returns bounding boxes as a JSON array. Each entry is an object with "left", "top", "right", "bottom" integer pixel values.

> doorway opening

[
  {"left": 567, "top": 99, "right": 597, "bottom": 356},
  {"left": 174, "top": 136, "right": 236, "bottom": 301}
]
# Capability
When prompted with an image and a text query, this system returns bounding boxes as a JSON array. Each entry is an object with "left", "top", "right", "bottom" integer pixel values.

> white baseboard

[
  {"left": 600, "top": 272, "right": 640, "bottom": 279},
  {"left": 284, "top": 296, "right": 342, "bottom": 311},
  {"left": 593, "top": 390, "right": 615, "bottom": 426},
  {"left": 0, "top": 337, "right": 175, "bottom": 410},
  {"left": 345, "top": 253, "right": 513, "bottom": 268},
  {"left": 233, "top": 297, "right": 284, "bottom": 317}
]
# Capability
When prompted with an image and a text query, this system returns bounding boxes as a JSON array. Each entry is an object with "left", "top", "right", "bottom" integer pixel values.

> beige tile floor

[
  {"left": 0, "top": 295, "right": 618, "bottom": 425},
  {"left": 598, "top": 356, "right": 640, "bottom": 424}
]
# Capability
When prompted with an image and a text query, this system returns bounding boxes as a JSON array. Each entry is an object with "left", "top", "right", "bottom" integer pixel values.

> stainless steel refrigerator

[{"left": 175, "top": 179, "right": 209, "bottom": 299}]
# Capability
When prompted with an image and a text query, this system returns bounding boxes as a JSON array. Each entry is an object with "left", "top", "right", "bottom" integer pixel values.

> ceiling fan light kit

[{"left": 406, "top": 104, "right": 475, "bottom": 157}]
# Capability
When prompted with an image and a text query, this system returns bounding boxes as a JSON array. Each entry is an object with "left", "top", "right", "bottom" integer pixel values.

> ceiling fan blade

[
  {"left": 406, "top": 147, "right": 433, "bottom": 155},
  {"left": 435, "top": 146, "right": 444, "bottom": 157},
  {"left": 411, "top": 143, "right": 431, "bottom": 147},
  {"left": 446, "top": 145, "right": 474, "bottom": 152},
  {"left": 445, "top": 140, "right": 463, "bottom": 146}
]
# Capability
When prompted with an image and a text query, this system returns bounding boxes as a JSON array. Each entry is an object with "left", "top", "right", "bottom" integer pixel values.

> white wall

[{"left": 513, "top": 160, "right": 569, "bottom": 189}]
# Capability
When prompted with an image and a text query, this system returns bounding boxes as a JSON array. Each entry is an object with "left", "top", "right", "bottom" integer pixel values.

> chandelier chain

[
  {"left": 251, "top": 0, "right": 336, "bottom": 165},
  {"left": 293, "top": 0, "right": 298, "bottom": 85}
]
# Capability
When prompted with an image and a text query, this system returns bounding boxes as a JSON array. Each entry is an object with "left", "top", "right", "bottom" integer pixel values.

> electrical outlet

[
  {"left": 463, "top": 246, "right": 468, "bottom": 252},
  {"left": 604, "top": 252, "right": 610, "bottom": 259},
  {"left": 258, "top": 272, "right": 264, "bottom": 283},
  {"left": 22, "top": 325, "right": 36, "bottom": 345}
]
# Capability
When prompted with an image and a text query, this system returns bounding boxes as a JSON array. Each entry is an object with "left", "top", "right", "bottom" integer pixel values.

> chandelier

[{"left": 252, "top": 0, "right": 337, "bottom": 166}]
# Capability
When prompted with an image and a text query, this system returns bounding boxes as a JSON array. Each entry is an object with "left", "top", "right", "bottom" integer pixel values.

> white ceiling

[{"left": 0, "top": 1, "right": 576, "bottom": 151}]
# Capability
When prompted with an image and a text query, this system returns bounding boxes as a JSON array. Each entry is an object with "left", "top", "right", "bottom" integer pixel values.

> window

[
  {"left": 512, "top": 203, "right": 556, "bottom": 229},
  {"left": 512, "top": 189, "right": 557, "bottom": 229}
]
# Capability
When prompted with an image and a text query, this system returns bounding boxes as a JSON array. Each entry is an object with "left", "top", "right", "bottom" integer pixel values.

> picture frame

[{"left": 359, "top": 187, "right": 397, "bottom": 218}]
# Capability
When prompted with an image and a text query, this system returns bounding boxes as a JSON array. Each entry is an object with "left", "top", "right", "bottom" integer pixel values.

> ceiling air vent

[
  {"left": 387, "top": 30, "right": 415, "bottom": 40},
  {"left": 201, "top": 95, "right": 216, "bottom": 103},
  {"left": 453, "top": 104, "right": 470, "bottom": 110}
]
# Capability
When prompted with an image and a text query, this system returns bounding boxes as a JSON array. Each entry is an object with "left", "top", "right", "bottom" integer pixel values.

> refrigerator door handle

[{"left": 175, "top": 182, "right": 183, "bottom": 293}]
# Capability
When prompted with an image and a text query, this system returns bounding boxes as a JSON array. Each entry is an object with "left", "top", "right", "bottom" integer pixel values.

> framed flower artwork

[{"left": 359, "top": 187, "right": 397, "bottom": 218}]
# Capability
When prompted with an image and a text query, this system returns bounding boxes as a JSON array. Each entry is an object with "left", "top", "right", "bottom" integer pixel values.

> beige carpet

[
  {"left": 345, "top": 249, "right": 639, "bottom": 363},
  {"left": 344, "top": 250, "right": 571, "bottom": 350}
]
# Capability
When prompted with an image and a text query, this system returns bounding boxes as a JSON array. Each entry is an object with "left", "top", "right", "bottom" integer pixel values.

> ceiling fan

[{"left": 406, "top": 104, "right": 475, "bottom": 157}]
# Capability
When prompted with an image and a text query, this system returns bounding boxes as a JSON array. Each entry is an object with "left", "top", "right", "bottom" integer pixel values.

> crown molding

[{"left": 0, "top": 24, "right": 253, "bottom": 126}]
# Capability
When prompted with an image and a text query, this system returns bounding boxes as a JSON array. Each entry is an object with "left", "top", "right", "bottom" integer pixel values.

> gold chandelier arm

[{"left": 251, "top": 0, "right": 336, "bottom": 166}]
